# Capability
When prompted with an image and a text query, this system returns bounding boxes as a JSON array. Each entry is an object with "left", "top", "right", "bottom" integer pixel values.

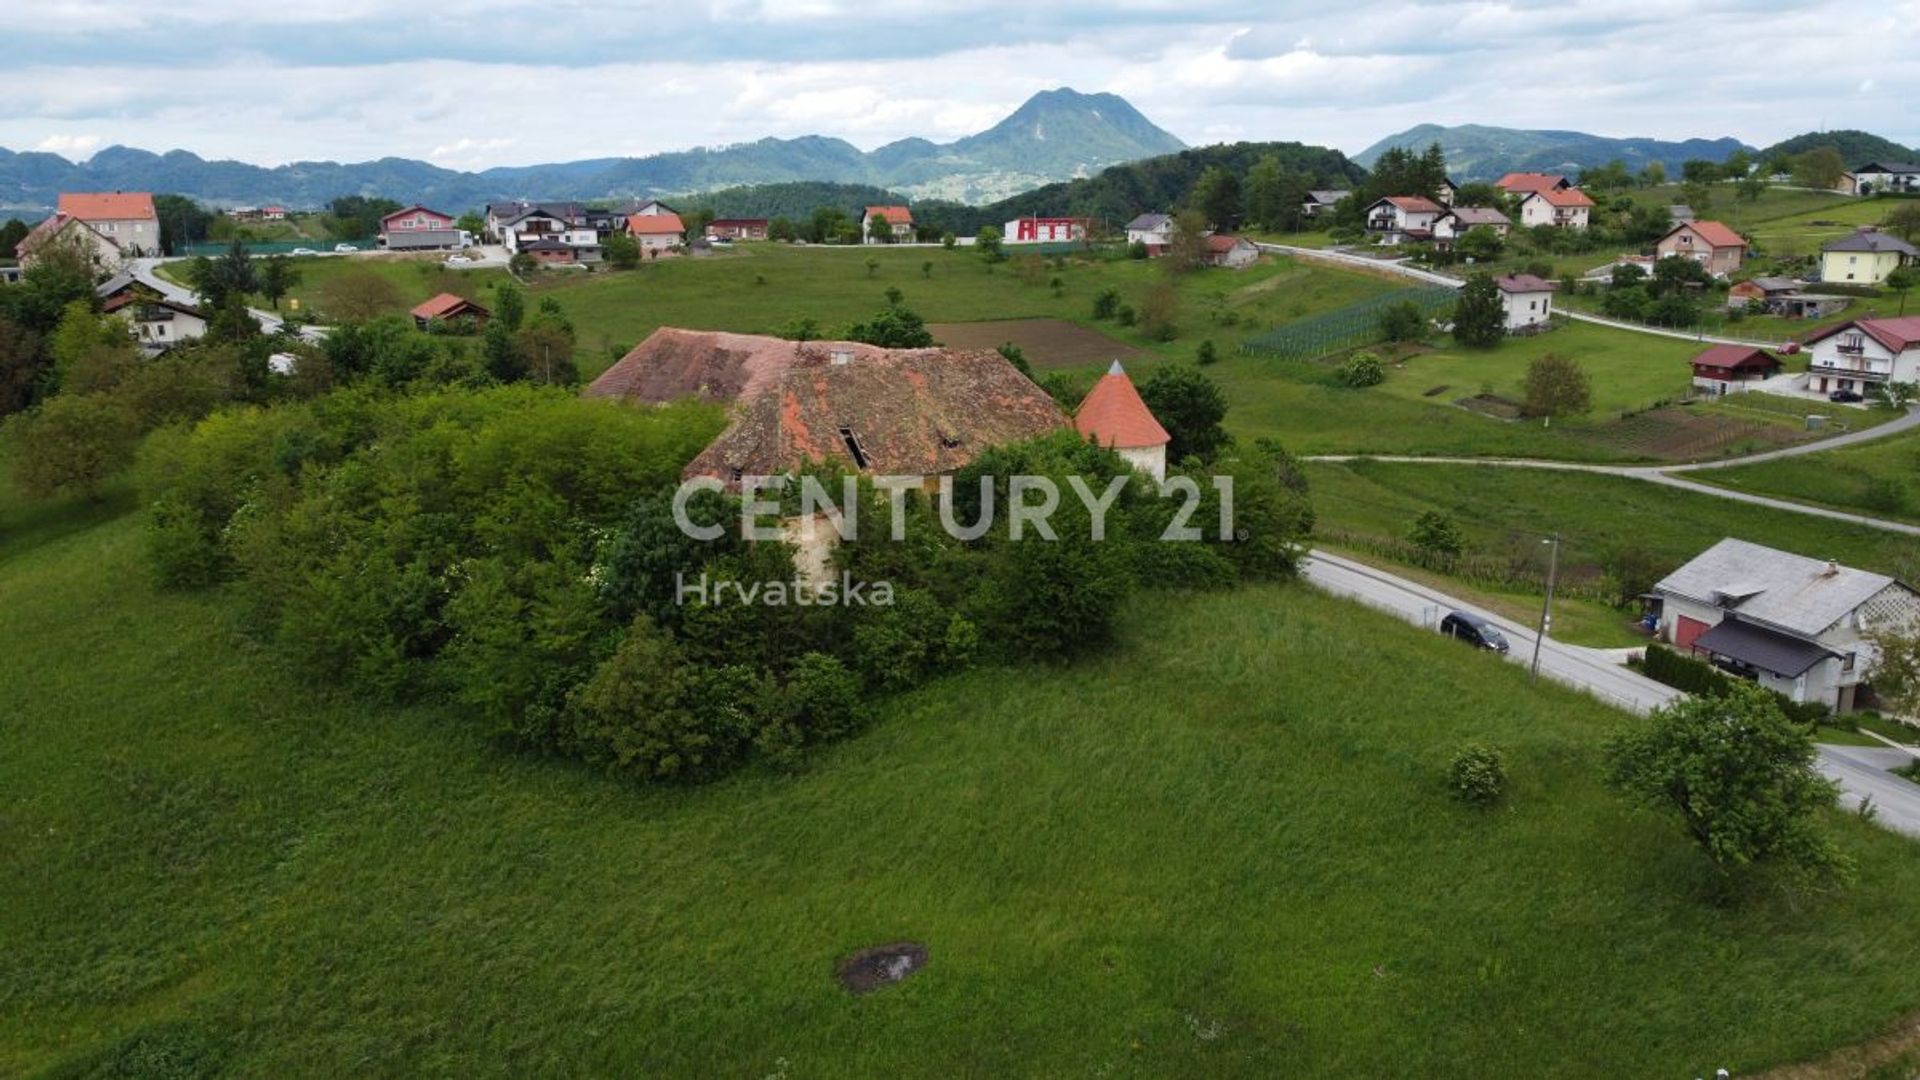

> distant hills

[
  {"left": 0, "top": 88, "right": 1185, "bottom": 215},
  {"left": 1758, "top": 129, "right": 1919, "bottom": 165},
  {"left": 1356, "top": 124, "right": 1753, "bottom": 181}
]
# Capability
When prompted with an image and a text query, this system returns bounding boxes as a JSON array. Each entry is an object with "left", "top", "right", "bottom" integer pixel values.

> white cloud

[{"left": 33, "top": 133, "right": 102, "bottom": 155}]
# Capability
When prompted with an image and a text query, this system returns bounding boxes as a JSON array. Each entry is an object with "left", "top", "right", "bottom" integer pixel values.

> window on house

[
  {"left": 1843, "top": 652, "right": 1856, "bottom": 672},
  {"left": 838, "top": 427, "right": 871, "bottom": 470}
]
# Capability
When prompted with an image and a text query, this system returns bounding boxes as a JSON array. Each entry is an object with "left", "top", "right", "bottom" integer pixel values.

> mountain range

[
  {"left": 1356, "top": 124, "right": 1754, "bottom": 181},
  {"left": 0, "top": 88, "right": 1185, "bottom": 215}
]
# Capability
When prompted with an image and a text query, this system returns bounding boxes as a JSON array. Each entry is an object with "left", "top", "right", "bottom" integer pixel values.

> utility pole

[{"left": 1530, "top": 533, "right": 1561, "bottom": 684}]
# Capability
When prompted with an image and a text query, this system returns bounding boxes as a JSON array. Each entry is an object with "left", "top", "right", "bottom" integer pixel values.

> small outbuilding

[
  {"left": 410, "top": 292, "right": 491, "bottom": 329},
  {"left": 1688, "top": 344, "right": 1781, "bottom": 395},
  {"left": 1075, "top": 361, "right": 1171, "bottom": 481}
]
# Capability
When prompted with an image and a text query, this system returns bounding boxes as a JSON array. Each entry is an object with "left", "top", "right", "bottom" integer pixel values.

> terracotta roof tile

[
  {"left": 1075, "top": 362, "right": 1169, "bottom": 450},
  {"left": 865, "top": 205, "right": 913, "bottom": 224},
  {"left": 56, "top": 191, "right": 155, "bottom": 221},
  {"left": 627, "top": 212, "right": 686, "bottom": 235}
]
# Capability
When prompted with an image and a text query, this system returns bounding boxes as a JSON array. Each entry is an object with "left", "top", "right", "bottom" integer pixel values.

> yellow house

[{"left": 1819, "top": 227, "right": 1916, "bottom": 285}]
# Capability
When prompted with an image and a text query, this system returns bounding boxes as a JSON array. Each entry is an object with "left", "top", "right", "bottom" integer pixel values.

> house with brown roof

[
  {"left": 862, "top": 206, "right": 913, "bottom": 244},
  {"left": 1820, "top": 227, "right": 1917, "bottom": 286},
  {"left": 1495, "top": 274, "right": 1556, "bottom": 332},
  {"left": 582, "top": 328, "right": 1065, "bottom": 486},
  {"left": 1655, "top": 220, "right": 1748, "bottom": 276},
  {"left": 1075, "top": 361, "right": 1170, "bottom": 480},
  {"left": 627, "top": 212, "right": 686, "bottom": 254},
  {"left": 1205, "top": 234, "right": 1259, "bottom": 269},
  {"left": 705, "top": 218, "right": 769, "bottom": 241},
  {"left": 1688, "top": 344, "right": 1781, "bottom": 395},
  {"left": 1363, "top": 196, "right": 1445, "bottom": 244},
  {"left": 97, "top": 271, "right": 206, "bottom": 352},
  {"left": 410, "top": 292, "right": 490, "bottom": 329},
  {"left": 1801, "top": 316, "right": 1920, "bottom": 398},
  {"left": 1494, "top": 172, "right": 1571, "bottom": 197},
  {"left": 1517, "top": 187, "right": 1593, "bottom": 230}
]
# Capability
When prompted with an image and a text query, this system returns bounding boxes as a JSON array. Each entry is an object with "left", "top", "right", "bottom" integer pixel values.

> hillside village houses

[
  {"left": 16, "top": 191, "right": 160, "bottom": 272},
  {"left": 627, "top": 211, "right": 687, "bottom": 255},
  {"left": 1653, "top": 538, "right": 1920, "bottom": 713},
  {"left": 862, "top": 205, "right": 914, "bottom": 243},
  {"left": 1800, "top": 315, "right": 1920, "bottom": 398},
  {"left": 1432, "top": 205, "right": 1511, "bottom": 248},
  {"left": 1819, "top": 227, "right": 1916, "bottom": 286},
  {"left": 96, "top": 270, "right": 207, "bottom": 353},
  {"left": 1495, "top": 274, "right": 1556, "bottom": 332},
  {"left": 1300, "top": 189, "right": 1350, "bottom": 218},
  {"left": 1654, "top": 220, "right": 1748, "bottom": 276},
  {"left": 1494, "top": 172, "right": 1572, "bottom": 196}
]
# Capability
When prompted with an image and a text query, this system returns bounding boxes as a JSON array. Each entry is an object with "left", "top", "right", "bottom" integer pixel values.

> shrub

[
  {"left": 1522, "top": 352, "right": 1592, "bottom": 417},
  {"left": 1092, "top": 287, "right": 1121, "bottom": 320},
  {"left": 1115, "top": 304, "right": 1136, "bottom": 327},
  {"left": 1640, "top": 643, "right": 1735, "bottom": 696},
  {"left": 1196, "top": 339, "right": 1219, "bottom": 365},
  {"left": 1379, "top": 300, "right": 1425, "bottom": 343},
  {"left": 1408, "top": 509, "right": 1464, "bottom": 559},
  {"left": 1447, "top": 744, "right": 1508, "bottom": 807},
  {"left": 5, "top": 392, "right": 142, "bottom": 499},
  {"left": 1337, "top": 351, "right": 1385, "bottom": 388}
]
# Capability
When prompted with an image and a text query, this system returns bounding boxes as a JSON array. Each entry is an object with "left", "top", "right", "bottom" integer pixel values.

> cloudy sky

[{"left": 7, "top": 0, "right": 1918, "bottom": 169}]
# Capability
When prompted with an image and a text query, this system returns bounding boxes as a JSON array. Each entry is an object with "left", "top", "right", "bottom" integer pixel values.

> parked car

[
  {"left": 1829, "top": 388, "right": 1864, "bottom": 403},
  {"left": 290, "top": 247, "right": 318, "bottom": 256},
  {"left": 333, "top": 243, "right": 359, "bottom": 253},
  {"left": 444, "top": 255, "right": 473, "bottom": 266},
  {"left": 1439, "top": 610, "right": 1511, "bottom": 654}
]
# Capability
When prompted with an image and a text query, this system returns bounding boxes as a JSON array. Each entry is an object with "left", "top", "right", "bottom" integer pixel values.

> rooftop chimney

[
  {"left": 830, "top": 349, "right": 853, "bottom": 366},
  {"left": 1824, "top": 559, "right": 1840, "bottom": 576}
]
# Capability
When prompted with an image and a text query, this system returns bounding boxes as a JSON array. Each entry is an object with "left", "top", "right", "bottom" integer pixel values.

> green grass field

[
  {"left": 1746, "top": 196, "right": 1911, "bottom": 257},
  {"left": 8, "top": 483, "right": 1920, "bottom": 1077},
  {"left": 1306, "top": 458, "right": 1920, "bottom": 585},
  {"left": 157, "top": 254, "right": 512, "bottom": 321},
  {"left": 1691, "top": 425, "right": 1920, "bottom": 525},
  {"left": 1376, "top": 322, "right": 1698, "bottom": 414}
]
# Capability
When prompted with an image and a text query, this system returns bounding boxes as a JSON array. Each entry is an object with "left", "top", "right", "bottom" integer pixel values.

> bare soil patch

[
  {"left": 1582, "top": 407, "right": 1807, "bottom": 461},
  {"left": 928, "top": 318, "right": 1144, "bottom": 370}
]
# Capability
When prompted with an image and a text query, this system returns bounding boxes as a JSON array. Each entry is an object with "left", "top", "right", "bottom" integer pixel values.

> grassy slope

[
  {"left": 7, "top": 500, "right": 1920, "bottom": 1078},
  {"left": 1691, "top": 425, "right": 1920, "bottom": 525},
  {"left": 1305, "top": 459, "right": 1920, "bottom": 582},
  {"left": 158, "top": 255, "right": 512, "bottom": 322},
  {"left": 1376, "top": 322, "right": 1699, "bottom": 415}
]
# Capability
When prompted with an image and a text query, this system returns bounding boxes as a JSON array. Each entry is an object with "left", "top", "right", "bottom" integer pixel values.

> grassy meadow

[
  {"left": 9, "top": 480, "right": 1920, "bottom": 1077},
  {"left": 1692, "top": 425, "right": 1920, "bottom": 526},
  {"left": 159, "top": 254, "right": 513, "bottom": 322}
]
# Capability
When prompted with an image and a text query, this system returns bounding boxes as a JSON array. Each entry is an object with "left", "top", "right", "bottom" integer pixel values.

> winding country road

[{"left": 128, "top": 257, "right": 326, "bottom": 343}]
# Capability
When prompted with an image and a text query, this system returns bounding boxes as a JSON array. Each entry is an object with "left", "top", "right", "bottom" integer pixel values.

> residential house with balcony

[
  {"left": 1125, "top": 213, "right": 1174, "bottom": 254},
  {"left": 1800, "top": 316, "right": 1920, "bottom": 397},
  {"left": 1653, "top": 538, "right": 1920, "bottom": 713},
  {"left": 378, "top": 205, "right": 463, "bottom": 251},
  {"left": 1819, "top": 227, "right": 1916, "bottom": 286},
  {"left": 1517, "top": 187, "right": 1593, "bottom": 229},
  {"left": 1838, "top": 162, "right": 1920, "bottom": 195},
  {"left": 1363, "top": 196, "right": 1444, "bottom": 244},
  {"left": 96, "top": 271, "right": 208, "bottom": 353},
  {"left": 1300, "top": 190, "right": 1349, "bottom": 219}
]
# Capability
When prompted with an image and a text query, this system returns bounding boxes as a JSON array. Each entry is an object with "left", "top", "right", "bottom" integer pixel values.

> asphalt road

[
  {"left": 1300, "top": 548, "right": 1920, "bottom": 839},
  {"left": 130, "top": 257, "right": 328, "bottom": 343}
]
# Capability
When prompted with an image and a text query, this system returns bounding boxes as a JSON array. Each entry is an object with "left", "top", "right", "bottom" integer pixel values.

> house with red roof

[
  {"left": 862, "top": 206, "right": 913, "bottom": 244},
  {"left": 57, "top": 191, "right": 159, "bottom": 256},
  {"left": 1075, "top": 361, "right": 1171, "bottom": 481},
  {"left": 1655, "top": 220, "right": 1748, "bottom": 276},
  {"left": 1494, "top": 172, "right": 1571, "bottom": 197},
  {"left": 410, "top": 292, "right": 491, "bottom": 330},
  {"left": 1495, "top": 274, "right": 1556, "bottom": 332},
  {"left": 627, "top": 211, "right": 686, "bottom": 254},
  {"left": 1688, "top": 344, "right": 1781, "bottom": 395},
  {"left": 1363, "top": 196, "right": 1445, "bottom": 244},
  {"left": 1801, "top": 316, "right": 1920, "bottom": 399},
  {"left": 1517, "top": 187, "right": 1594, "bottom": 230}
]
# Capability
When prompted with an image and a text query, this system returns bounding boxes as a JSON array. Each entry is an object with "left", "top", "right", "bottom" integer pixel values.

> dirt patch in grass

[
  {"left": 835, "top": 942, "right": 929, "bottom": 994},
  {"left": 1580, "top": 407, "right": 1807, "bottom": 461},
  {"left": 1457, "top": 393, "right": 1525, "bottom": 420},
  {"left": 928, "top": 318, "right": 1145, "bottom": 370}
]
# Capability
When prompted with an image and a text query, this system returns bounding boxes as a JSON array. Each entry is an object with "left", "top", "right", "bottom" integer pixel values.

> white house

[
  {"left": 1301, "top": 190, "right": 1349, "bottom": 218},
  {"left": 1654, "top": 538, "right": 1920, "bottom": 713},
  {"left": 97, "top": 271, "right": 208, "bottom": 352},
  {"left": 626, "top": 212, "right": 686, "bottom": 254},
  {"left": 1363, "top": 196, "right": 1445, "bottom": 244},
  {"left": 1840, "top": 162, "right": 1920, "bottom": 195},
  {"left": 1517, "top": 188, "right": 1594, "bottom": 229},
  {"left": 16, "top": 213, "right": 125, "bottom": 273},
  {"left": 1125, "top": 213, "right": 1174, "bottom": 254},
  {"left": 1075, "top": 361, "right": 1171, "bottom": 481},
  {"left": 1495, "top": 274, "right": 1555, "bottom": 331},
  {"left": 1432, "top": 206, "right": 1511, "bottom": 247},
  {"left": 1800, "top": 316, "right": 1920, "bottom": 398},
  {"left": 862, "top": 205, "right": 914, "bottom": 244}
]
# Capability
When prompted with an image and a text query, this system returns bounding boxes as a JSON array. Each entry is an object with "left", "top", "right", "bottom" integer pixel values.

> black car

[
  {"left": 1829, "top": 388, "right": 1865, "bottom": 403},
  {"left": 1440, "top": 610, "right": 1511, "bottom": 653}
]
